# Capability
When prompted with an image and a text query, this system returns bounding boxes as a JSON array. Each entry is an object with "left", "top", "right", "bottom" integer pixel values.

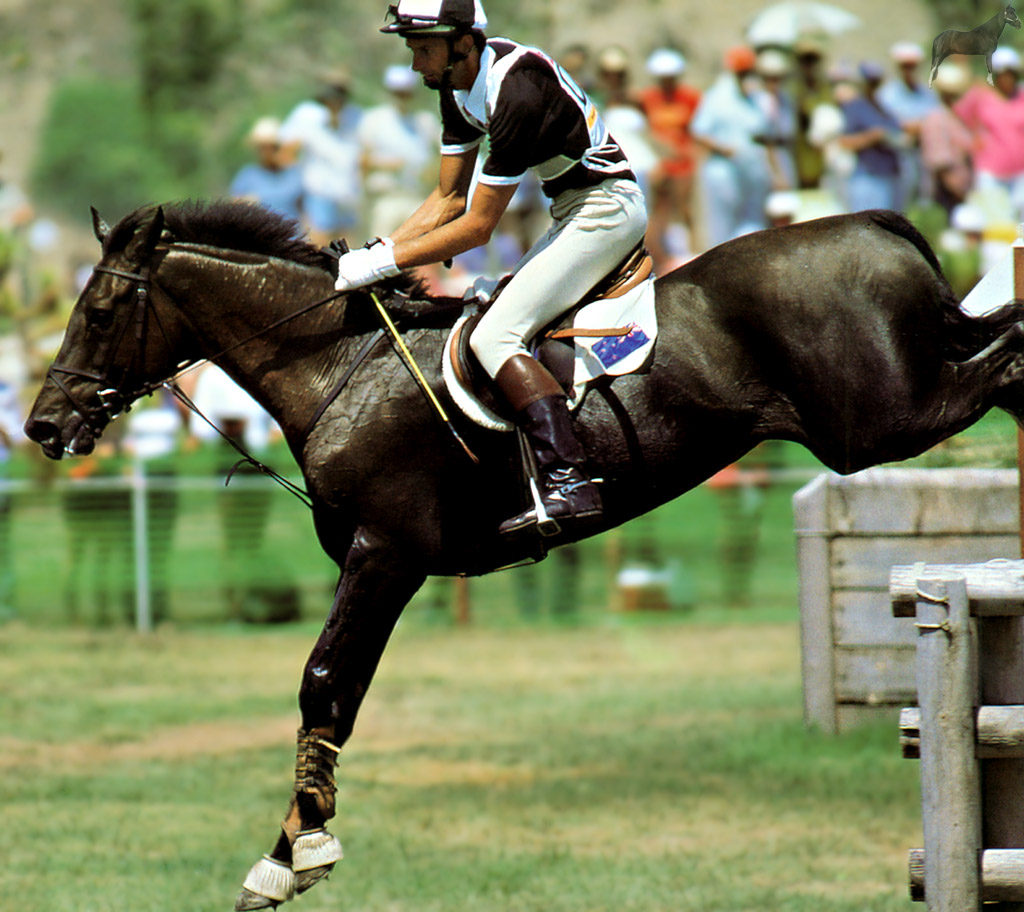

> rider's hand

[{"left": 334, "top": 237, "right": 400, "bottom": 291}]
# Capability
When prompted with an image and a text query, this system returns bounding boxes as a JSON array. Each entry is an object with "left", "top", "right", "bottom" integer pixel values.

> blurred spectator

[
  {"left": 0, "top": 151, "right": 33, "bottom": 231},
  {"left": 229, "top": 117, "right": 304, "bottom": 222},
  {"left": 877, "top": 41, "right": 938, "bottom": 210},
  {"left": 62, "top": 431, "right": 132, "bottom": 625},
  {"left": 919, "top": 61, "right": 974, "bottom": 216},
  {"left": 358, "top": 65, "right": 440, "bottom": 238},
  {"left": 594, "top": 45, "right": 636, "bottom": 109},
  {"left": 754, "top": 48, "right": 798, "bottom": 190},
  {"left": 765, "top": 189, "right": 800, "bottom": 227},
  {"left": 124, "top": 395, "right": 184, "bottom": 624},
  {"left": 792, "top": 38, "right": 833, "bottom": 189},
  {"left": 638, "top": 48, "right": 701, "bottom": 268},
  {"left": 807, "top": 65, "right": 859, "bottom": 210},
  {"left": 691, "top": 46, "right": 773, "bottom": 246},
  {"left": 839, "top": 61, "right": 905, "bottom": 212},
  {"left": 0, "top": 373, "right": 22, "bottom": 620},
  {"left": 279, "top": 68, "right": 364, "bottom": 247},
  {"left": 559, "top": 43, "right": 595, "bottom": 96},
  {"left": 955, "top": 47, "right": 1024, "bottom": 221},
  {"left": 937, "top": 202, "right": 986, "bottom": 299},
  {"left": 190, "top": 365, "right": 298, "bottom": 622}
]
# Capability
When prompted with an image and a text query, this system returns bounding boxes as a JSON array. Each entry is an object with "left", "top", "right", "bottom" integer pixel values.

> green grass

[{"left": 0, "top": 619, "right": 920, "bottom": 912}]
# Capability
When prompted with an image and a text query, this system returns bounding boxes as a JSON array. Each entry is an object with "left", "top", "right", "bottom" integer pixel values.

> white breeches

[{"left": 469, "top": 178, "right": 648, "bottom": 379}]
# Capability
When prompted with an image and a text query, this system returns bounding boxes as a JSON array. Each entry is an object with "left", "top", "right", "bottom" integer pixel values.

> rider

[{"left": 332, "top": 0, "right": 648, "bottom": 536}]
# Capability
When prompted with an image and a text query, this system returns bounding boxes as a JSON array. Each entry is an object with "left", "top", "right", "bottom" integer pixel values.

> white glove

[{"left": 334, "top": 237, "right": 400, "bottom": 291}]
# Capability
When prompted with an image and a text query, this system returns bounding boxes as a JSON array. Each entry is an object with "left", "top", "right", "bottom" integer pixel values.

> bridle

[
  {"left": 44, "top": 253, "right": 358, "bottom": 508},
  {"left": 46, "top": 263, "right": 161, "bottom": 442}
]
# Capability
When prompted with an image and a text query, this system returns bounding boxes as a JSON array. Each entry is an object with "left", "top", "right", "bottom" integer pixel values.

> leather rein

[{"left": 46, "top": 259, "right": 379, "bottom": 510}]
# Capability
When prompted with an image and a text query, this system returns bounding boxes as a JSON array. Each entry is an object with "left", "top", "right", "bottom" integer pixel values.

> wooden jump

[{"left": 892, "top": 560, "right": 1024, "bottom": 910}]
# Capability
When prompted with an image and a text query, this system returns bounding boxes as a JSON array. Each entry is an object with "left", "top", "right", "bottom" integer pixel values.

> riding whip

[{"left": 367, "top": 289, "right": 480, "bottom": 465}]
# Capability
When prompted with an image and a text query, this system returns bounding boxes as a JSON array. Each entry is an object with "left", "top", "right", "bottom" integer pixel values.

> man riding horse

[{"left": 332, "top": 0, "right": 648, "bottom": 536}]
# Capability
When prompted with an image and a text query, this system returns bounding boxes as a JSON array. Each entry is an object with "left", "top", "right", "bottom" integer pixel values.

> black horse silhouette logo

[{"left": 929, "top": 3, "right": 1022, "bottom": 86}]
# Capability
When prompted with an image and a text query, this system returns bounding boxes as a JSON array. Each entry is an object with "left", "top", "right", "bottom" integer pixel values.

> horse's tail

[{"left": 867, "top": 208, "right": 1013, "bottom": 360}]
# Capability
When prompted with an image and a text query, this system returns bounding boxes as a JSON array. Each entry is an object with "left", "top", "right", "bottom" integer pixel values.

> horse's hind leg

[{"left": 235, "top": 527, "right": 425, "bottom": 910}]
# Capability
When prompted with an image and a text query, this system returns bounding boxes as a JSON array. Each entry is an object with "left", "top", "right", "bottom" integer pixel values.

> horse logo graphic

[{"left": 929, "top": 3, "right": 1022, "bottom": 86}]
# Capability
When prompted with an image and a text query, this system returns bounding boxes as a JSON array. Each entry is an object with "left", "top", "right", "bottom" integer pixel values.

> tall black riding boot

[{"left": 494, "top": 355, "right": 603, "bottom": 537}]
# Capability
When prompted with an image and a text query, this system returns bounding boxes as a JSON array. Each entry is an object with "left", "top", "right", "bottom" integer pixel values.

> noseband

[{"left": 46, "top": 263, "right": 160, "bottom": 443}]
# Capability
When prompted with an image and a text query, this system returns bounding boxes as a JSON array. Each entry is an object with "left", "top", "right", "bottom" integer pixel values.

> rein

[{"left": 49, "top": 260, "right": 361, "bottom": 510}]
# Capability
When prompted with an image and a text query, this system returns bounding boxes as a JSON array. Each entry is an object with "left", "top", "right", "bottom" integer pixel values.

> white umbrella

[{"left": 746, "top": 1, "right": 862, "bottom": 47}]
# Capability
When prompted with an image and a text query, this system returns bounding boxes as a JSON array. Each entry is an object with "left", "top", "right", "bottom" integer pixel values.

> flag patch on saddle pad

[
  {"left": 591, "top": 324, "right": 651, "bottom": 369},
  {"left": 569, "top": 273, "right": 657, "bottom": 405}
]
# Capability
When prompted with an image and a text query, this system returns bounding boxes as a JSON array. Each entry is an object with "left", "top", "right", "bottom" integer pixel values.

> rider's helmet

[{"left": 380, "top": 0, "right": 487, "bottom": 36}]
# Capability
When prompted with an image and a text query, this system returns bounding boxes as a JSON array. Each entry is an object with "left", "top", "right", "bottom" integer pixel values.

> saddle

[{"left": 445, "top": 244, "right": 655, "bottom": 428}]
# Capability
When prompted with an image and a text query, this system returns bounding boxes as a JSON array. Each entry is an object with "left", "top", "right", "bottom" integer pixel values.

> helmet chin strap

[{"left": 436, "top": 33, "right": 469, "bottom": 90}]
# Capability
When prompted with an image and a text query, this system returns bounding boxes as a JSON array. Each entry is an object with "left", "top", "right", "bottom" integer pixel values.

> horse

[
  {"left": 24, "top": 199, "right": 1024, "bottom": 909},
  {"left": 929, "top": 2, "right": 1022, "bottom": 86}
]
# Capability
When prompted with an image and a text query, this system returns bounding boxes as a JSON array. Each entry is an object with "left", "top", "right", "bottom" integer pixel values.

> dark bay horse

[
  {"left": 24, "top": 200, "right": 1024, "bottom": 908},
  {"left": 929, "top": 2, "right": 1021, "bottom": 86}
]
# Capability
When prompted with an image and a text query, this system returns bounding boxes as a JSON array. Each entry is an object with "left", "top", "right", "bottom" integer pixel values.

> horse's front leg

[{"left": 235, "top": 527, "right": 425, "bottom": 910}]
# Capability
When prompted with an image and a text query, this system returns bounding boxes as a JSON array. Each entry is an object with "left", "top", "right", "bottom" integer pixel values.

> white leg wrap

[
  {"left": 240, "top": 855, "right": 296, "bottom": 904},
  {"left": 292, "top": 828, "right": 344, "bottom": 872}
]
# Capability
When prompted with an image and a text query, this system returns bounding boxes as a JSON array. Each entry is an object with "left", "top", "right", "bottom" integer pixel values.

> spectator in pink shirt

[
  {"left": 920, "top": 61, "right": 974, "bottom": 215},
  {"left": 954, "top": 47, "right": 1024, "bottom": 218}
]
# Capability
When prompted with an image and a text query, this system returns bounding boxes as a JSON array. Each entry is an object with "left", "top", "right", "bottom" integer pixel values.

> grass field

[
  {"left": 5, "top": 413, "right": 1018, "bottom": 910},
  {"left": 0, "top": 615, "right": 921, "bottom": 912}
]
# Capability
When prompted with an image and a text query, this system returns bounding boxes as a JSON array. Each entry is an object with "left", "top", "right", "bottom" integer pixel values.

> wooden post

[
  {"left": 914, "top": 572, "right": 982, "bottom": 911},
  {"left": 979, "top": 608, "right": 1024, "bottom": 912},
  {"left": 454, "top": 576, "right": 471, "bottom": 625},
  {"left": 1016, "top": 240, "right": 1024, "bottom": 559}
]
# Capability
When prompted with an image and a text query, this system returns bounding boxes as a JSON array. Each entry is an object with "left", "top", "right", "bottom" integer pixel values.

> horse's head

[
  {"left": 25, "top": 205, "right": 188, "bottom": 459},
  {"left": 1007, "top": 4, "right": 1022, "bottom": 28}
]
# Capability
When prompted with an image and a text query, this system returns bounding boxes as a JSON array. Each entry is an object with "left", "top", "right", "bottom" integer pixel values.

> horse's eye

[{"left": 87, "top": 309, "right": 115, "bottom": 330}]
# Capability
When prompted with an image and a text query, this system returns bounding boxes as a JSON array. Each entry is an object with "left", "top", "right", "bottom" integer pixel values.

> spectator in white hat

[
  {"left": 754, "top": 48, "right": 797, "bottom": 190},
  {"left": 229, "top": 117, "right": 304, "bottom": 222},
  {"left": 919, "top": 61, "right": 974, "bottom": 215},
  {"left": 955, "top": 46, "right": 1024, "bottom": 220},
  {"left": 638, "top": 47, "right": 701, "bottom": 265},
  {"left": 877, "top": 41, "right": 937, "bottom": 209},
  {"left": 357, "top": 65, "right": 440, "bottom": 237},
  {"left": 279, "top": 68, "right": 364, "bottom": 247}
]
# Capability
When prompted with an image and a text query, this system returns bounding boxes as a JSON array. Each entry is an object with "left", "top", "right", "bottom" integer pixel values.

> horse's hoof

[
  {"left": 293, "top": 828, "right": 343, "bottom": 894},
  {"left": 295, "top": 863, "right": 336, "bottom": 894},
  {"left": 234, "top": 887, "right": 280, "bottom": 911},
  {"left": 235, "top": 855, "right": 295, "bottom": 910}
]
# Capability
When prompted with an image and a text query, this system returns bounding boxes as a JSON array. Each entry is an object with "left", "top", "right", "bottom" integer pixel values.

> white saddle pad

[{"left": 441, "top": 275, "right": 658, "bottom": 430}]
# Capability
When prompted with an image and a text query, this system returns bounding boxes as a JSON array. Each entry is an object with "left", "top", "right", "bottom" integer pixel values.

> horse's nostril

[{"left": 24, "top": 418, "right": 58, "bottom": 445}]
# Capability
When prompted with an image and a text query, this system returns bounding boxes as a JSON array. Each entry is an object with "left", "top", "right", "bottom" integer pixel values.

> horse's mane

[{"left": 108, "top": 199, "right": 430, "bottom": 299}]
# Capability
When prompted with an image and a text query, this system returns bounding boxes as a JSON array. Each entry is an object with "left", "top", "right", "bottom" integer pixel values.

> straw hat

[
  {"left": 932, "top": 61, "right": 971, "bottom": 96},
  {"left": 247, "top": 117, "right": 281, "bottom": 146}
]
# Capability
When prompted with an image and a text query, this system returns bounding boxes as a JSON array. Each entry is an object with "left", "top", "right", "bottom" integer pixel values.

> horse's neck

[
  {"left": 159, "top": 246, "right": 343, "bottom": 436},
  {"left": 982, "top": 9, "right": 1008, "bottom": 34}
]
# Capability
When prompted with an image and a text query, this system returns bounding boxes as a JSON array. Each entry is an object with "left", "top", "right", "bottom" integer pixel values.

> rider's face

[
  {"left": 406, "top": 36, "right": 451, "bottom": 89},
  {"left": 406, "top": 34, "right": 475, "bottom": 89}
]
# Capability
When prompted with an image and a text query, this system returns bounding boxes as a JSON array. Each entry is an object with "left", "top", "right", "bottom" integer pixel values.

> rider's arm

[
  {"left": 390, "top": 150, "right": 477, "bottom": 244},
  {"left": 391, "top": 159, "right": 519, "bottom": 270}
]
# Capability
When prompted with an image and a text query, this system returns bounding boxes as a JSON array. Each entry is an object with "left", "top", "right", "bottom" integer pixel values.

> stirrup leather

[{"left": 294, "top": 728, "right": 341, "bottom": 819}]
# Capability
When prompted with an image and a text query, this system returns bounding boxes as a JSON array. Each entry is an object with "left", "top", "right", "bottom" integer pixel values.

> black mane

[
  {"left": 107, "top": 199, "right": 334, "bottom": 271},
  {"left": 106, "top": 199, "right": 435, "bottom": 301}
]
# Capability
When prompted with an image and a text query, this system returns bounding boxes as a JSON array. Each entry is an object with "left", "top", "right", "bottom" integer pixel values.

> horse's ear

[
  {"left": 139, "top": 205, "right": 165, "bottom": 254},
  {"left": 90, "top": 207, "right": 110, "bottom": 245}
]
